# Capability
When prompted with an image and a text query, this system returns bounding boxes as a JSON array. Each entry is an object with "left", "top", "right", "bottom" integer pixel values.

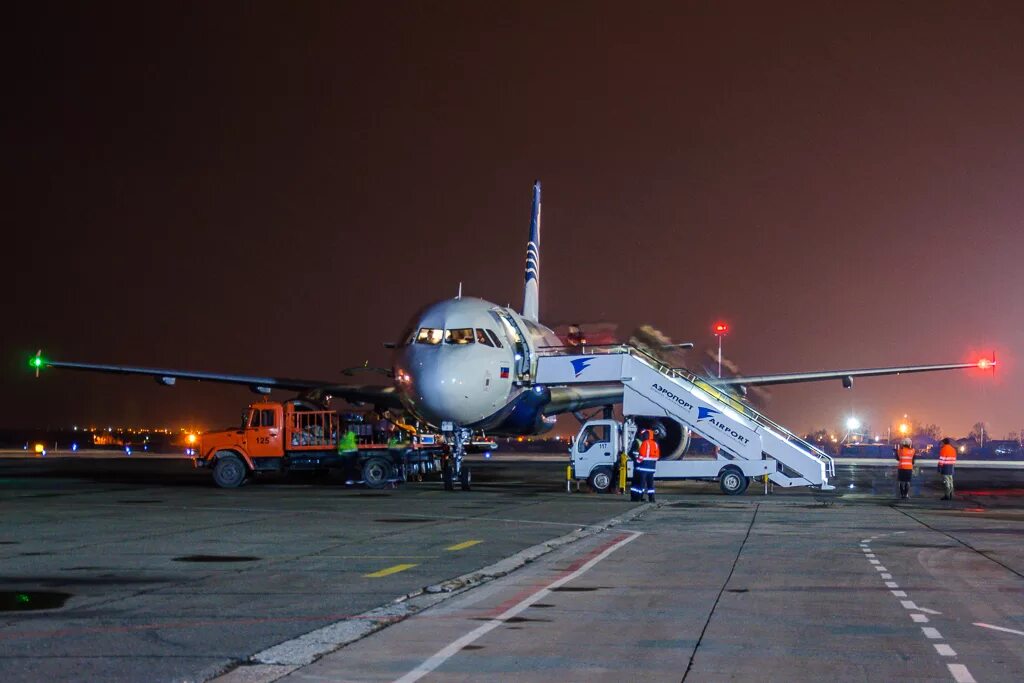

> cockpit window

[
  {"left": 476, "top": 329, "right": 494, "bottom": 347},
  {"left": 415, "top": 328, "right": 443, "bottom": 345},
  {"left": 444, "top": 328, "right": 475, "bottom": 345},
  {"left": 485, "top": 329, "right": 503, "bottom": 348}
]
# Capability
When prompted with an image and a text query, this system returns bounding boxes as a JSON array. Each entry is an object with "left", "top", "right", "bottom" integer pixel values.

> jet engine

[{"left": 633, "top": 416, "right": 691, "bottom": 461}]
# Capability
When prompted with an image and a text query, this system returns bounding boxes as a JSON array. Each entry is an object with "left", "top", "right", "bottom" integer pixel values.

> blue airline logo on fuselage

[{"left": 570, "top": 357, "right": 595, "bottom": 377}]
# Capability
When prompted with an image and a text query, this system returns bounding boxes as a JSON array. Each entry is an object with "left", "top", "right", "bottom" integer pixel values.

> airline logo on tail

[{"left": 522, "top": 181, "right": 541, "bottom": 321}]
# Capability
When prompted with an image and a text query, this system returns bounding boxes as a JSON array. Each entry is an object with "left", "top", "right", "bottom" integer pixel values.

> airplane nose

[{"left": 399, "top": 350, "right": 490, "bottom": 426}]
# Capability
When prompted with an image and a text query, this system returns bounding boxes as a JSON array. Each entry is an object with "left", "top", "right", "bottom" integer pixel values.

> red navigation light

[
  {"left": 977, "top": 359, "right": 990, "bottom": 369},
  {"left": 713, "top": 322, "right": 729, "bottom": 335}
]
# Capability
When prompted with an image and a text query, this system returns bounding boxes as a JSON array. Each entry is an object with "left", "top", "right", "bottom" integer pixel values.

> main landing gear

[{"left": 442, "top": 427, "right": 472, "bottom": 492}]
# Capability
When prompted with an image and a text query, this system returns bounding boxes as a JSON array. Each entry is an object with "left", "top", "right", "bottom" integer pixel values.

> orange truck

[{"left": 193, "top": 399, "right": 444, "bottom": 488}]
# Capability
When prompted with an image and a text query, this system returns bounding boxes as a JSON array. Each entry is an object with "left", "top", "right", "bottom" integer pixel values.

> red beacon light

[
  {"left": 713, "top": 323, "right": 729, "bottom": 335},
  {"left": 976, "top": 352, "right": 996, "bottom": 373}
]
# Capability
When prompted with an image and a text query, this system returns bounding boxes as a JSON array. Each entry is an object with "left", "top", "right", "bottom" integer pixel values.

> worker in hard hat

[
  {"left": 895, "top": 437, "right": 916, "bottom": 499},
  {"left": 937, "top": 437, "right": 957, "bottom": 500},
  {"left": 630, "top": 429, "right": 660, "bottom": 502}
]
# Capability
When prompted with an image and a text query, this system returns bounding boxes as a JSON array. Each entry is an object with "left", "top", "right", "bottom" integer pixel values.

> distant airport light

[
  {"left": 712, "top": 322, "right": 729, "bottom": 378},
  {"left": 898, "top": 422, "right": 910, "bottom": 436},
  {"left": 33, "top": 443, "right": 44, "bottom": 454},
  {"left": 846, "top": 417, "right": 861, "bottom": 431},
  {"left": 959, "top": 445, "right": 966, "bottom": 453},
  {"left": 71, "top": 443, "right": 78, "bottom": 452},
  {"left": 187, "top": 434, "right": 197, "bottom": 445}
]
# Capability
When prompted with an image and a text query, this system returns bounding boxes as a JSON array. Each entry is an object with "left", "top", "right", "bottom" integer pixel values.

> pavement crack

[
  {"left": 681, "top": 503, "right": 759, "bottom": 682},
  {"left": 889, "top": 505, "right": 1024, "bottom": 581}
]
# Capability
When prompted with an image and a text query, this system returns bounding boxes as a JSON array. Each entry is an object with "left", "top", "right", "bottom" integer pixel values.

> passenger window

[
  {"left": 444, "top": 328, "right": 475, "bottom": 345},
  {"left": 248, "top": 411, "right": 260, "bottom": 428},
  {"left": 485, "top": 329, "right": 503, "bottom": 348},
  {"left": 416, "top": 328, "right": 443, "bottom": 345},
  {"left": 476, "top": 329, "right": 494, "bottom": 347},
  {"left": 261, "top": 409, "right": 276, "bottom": 427}
]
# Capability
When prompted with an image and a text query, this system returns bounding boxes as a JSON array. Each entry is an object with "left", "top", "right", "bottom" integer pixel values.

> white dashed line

[
  {"left": 947, "top": 663, "right": 976, "bottom": 682},
  {"left": 861, "top": 535, "right": 973, "bottom": 683}
]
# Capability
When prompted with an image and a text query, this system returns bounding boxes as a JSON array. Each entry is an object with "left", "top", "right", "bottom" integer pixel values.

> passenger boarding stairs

[{"left": 535, "top": 346, "right": 835, "bottom": 489}]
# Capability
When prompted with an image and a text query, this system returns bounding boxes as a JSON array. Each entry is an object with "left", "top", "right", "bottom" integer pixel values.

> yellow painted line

[
  {"left": 446, "top": 540, "right": 483, "bottom": 551},
  {"left": 364, "top": 563, "right": 417, "bottom": 578}
]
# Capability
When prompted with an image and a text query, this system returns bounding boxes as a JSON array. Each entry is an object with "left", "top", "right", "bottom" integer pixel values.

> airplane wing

[
  {"left": 713, "top": 360, "right": 991, "bottom": 389},
  {"left": 37, "top": 359, "right": 403, "bottom": 408}
]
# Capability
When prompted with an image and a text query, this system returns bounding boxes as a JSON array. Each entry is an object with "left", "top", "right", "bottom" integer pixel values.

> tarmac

[{"left": 1, "top": 454, "right": 1023, "bottom": 682}]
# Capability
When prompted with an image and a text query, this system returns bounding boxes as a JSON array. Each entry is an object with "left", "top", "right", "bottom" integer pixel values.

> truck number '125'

[{"left": 255, "top": 437, "right": 270, "bottom": 445}]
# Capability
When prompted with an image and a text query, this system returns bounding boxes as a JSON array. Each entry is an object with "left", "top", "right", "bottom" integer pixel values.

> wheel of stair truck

[
  {"left": 212, "top": 453, "right": 248, "bottom": 489},
  {"left": 588, "top": 466, "right": 614, "bottom": 494},
  {"left": 361, "top": 457, "right": 393, "bottom": 490},
  {"left": 718, "top": 465, "right": 749, "bottom": 496},
  {"left": 459, "top": 467, "right": 472, "bottom": 491}
]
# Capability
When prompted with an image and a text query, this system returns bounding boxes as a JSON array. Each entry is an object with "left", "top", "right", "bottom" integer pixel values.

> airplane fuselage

[{"left": 394, "top": 297, "right": 561, "bottom": 435}]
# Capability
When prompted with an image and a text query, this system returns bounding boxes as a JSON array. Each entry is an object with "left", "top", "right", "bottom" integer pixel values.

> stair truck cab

[{"left": 194, "top": 399, "right": 444, "bottom": 489}]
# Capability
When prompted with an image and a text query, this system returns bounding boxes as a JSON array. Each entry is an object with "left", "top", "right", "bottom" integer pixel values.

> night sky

[{"left": 5, "top": 2, "right": 1022, "bottom": 438}]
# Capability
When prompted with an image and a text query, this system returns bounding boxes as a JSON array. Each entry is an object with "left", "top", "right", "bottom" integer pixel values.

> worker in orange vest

[
  {"left": 895, "top": 437, "right": 916, "bottom": 499},
  {"left": 938, "top": 437, "right": 957, "bottom": 500},
  {"left": 630, "top": 429, "right": 660, "bottom": 502}
]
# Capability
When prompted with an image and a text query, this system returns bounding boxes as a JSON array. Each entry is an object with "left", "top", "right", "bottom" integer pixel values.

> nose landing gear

[{"left": 442, "top": 427, "right": 472, "bottom": 492}]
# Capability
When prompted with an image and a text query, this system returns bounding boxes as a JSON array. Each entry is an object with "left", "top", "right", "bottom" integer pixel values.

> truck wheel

[
  {"left": 362, "top": 457, "right": 392, "bottom": 489},
  {"left": 459, "top": 467, "right": 472, "bottom": 491},
  {"left": 588, "top": 466, "right": 614, "bottom": 494},
  {"left": 213, "top": 455, "right": 247, "bottom": 489},
  {"left": 719, "top": 466, "right": 749, "bottom": 496}
]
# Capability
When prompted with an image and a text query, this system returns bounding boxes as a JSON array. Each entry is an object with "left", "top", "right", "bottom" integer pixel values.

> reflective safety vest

[
  {"left": 938, "top": 444, "right": 957, "bottom": 467},
  {"left": 897, "top": 446, "right": 915, "bottom": 470},
  {"left": 337, "top": 430, "right": 358, "bottom": 453},
  {"left": 638, "top": 439, "right": 660, "bottom": 462}
]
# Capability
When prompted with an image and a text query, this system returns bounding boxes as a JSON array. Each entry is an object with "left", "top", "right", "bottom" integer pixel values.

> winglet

[{"left": 522, "top": 180, "right": 541, "bottom": 322}]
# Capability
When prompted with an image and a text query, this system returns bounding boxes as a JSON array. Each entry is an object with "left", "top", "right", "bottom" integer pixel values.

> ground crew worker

[
  {"left": 938, "top": 437, "right": 957, "bottom": 500},
  {"left": 895, "top": 437, "right": 915, "bottom": 499},
  {"left": 338, "top": 426, "right": 358, "bottom": 455},
  {"left": 630, "top": 429, "right": 660, "bottom": 502}
]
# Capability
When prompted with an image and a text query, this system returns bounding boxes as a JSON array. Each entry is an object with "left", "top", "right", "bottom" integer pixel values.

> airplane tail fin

[{"left": 522, "top": 180, "right": 541, "bottom": 321}]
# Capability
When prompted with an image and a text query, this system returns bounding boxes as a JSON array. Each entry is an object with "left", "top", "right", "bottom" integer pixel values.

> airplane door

[
  {"left": 247, "top": 406, "right": 280, "bottom": 457},
  {"left": 496, "top": 310, "right": 531, "bottom": 381}
]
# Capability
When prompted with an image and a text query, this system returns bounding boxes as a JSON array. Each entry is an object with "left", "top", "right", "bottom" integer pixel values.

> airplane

[{"left": 32, "top": 181, "right": 995, "bottom": 488}]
